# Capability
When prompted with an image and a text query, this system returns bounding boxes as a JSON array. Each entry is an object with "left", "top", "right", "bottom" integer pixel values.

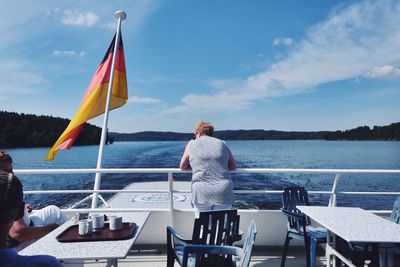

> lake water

[{"left": 5, "top": 140, "right": 400, "bottom": 210}]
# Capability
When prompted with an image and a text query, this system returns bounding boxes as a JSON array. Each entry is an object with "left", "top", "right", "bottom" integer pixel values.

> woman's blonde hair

[{"left": 194, "top": 120, "right": 214, "bottom": 136}]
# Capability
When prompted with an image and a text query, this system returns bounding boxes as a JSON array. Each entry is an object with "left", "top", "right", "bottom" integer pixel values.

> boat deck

[
  {"left": 40, "top": 180, "right": 399, "bottom": 266},
  {"left": 106, "top": 181, "right": 193, "bottom": 210},
  {"left": 60, "top": 181, "right": 329, "bottom": 266},
  {"left": 81, "top": 246, "right": 325, "bottom": 267}
]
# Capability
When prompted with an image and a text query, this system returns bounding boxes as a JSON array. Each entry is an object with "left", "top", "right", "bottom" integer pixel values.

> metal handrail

[
  {"left": 16, "top": 167, "right": 400, "bottom": 196},
  {"left": 14, "top": 167, "right": 400, "bottom": 223},
  {"left": 22, "top": 189, "right": 400, "bottom": 196},
  {"left": 13, "top": 167, "right": 400, "bottom": 174}
]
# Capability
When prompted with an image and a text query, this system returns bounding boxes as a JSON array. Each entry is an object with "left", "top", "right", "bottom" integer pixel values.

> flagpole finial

[{"left": 115, "top": 10, "right": 127, "bottom": 20}]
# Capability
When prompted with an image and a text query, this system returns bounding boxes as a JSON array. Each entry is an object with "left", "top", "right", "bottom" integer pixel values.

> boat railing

[{"left": 14, "top": 168, "right": 400, "bottom": 226}]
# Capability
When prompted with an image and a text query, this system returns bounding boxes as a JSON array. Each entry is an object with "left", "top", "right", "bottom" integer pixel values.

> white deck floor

[{"left": 106, "top": 181, "right": 193, "bottom": 210}]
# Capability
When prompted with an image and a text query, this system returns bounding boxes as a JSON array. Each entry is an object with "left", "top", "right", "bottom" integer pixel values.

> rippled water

[{"left": 6, "top": 140, "right": 400, "bottom": 210}]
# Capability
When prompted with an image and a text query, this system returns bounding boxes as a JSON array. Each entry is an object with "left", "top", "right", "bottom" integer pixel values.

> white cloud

[
  {"left": 131, "top": 75, "right": 182, "bottom": 84},
  {"left": 273, "top": 37, "right": 294, "bottom": 46},
  {"left": 0, "top": 2, "right": 49, "bottom": 51},
  {"left": 171, "top": 0, "right": 400, "bottom": 113},
  {"left": 0, "top": 59, "right": 50, "bottom": 94},
  {"left": 128, "top": 96, "right": 162, "bottom": 104},
  {"left": 163, "top": 105, "right": 188, "bottom": 114},
  {"left": 363, "top": 65, "right": 400, "bottom": 79},
  {"left": 366, "top": 88, "right": 399, "bottom": 98},
  {"left": 102, "top": 22, "right": 116, "bottom": 30},
  {"left": 0, "top": 0, "right": 160, "bottom": 114},
  {"left": 53, "top": 50, "right": 86, "bottom": 57},
  {"left": 61, "top": 10, "right": 99, "bottom": 26},
  {"left": 181, "top": 92, "right": 251, "bottom": 112}
]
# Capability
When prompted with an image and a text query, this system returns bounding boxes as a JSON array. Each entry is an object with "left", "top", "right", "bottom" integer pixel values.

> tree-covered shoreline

[
  {"left": 0, "top": 111, "right": 101, "bottom": 148},
  {"left": 0, "top": 110, "right": 399, "bottom": 148},
  {"left": 110, "top": 130, "right": 330, "bottom": 141},
  {"left": 110, "top": 124, "right": 400, "bottom": 142},
  {"left": 325, "top": 123, "right": 400, "bottom": 141}
]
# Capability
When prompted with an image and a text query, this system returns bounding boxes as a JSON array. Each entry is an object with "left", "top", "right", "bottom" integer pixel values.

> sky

[{"left": 1, "top": 0, "right": 400, "bottom": 133}]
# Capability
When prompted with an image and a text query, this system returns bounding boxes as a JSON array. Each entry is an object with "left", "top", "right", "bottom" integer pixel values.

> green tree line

[
  {"left": 111, "top": 130, "right": 329, "bottom": 141},
  {"left": 325, "top": 123, "right": 400, "bottom": 140},
  {"left": 1, "top": 110, "right": 399, "bottom": 148},
  {"left": 111, "top": 124, "right": 400, "bottom": 141},
  {"left": 0, "top": 111, "right": 101, "bottom": 148}
]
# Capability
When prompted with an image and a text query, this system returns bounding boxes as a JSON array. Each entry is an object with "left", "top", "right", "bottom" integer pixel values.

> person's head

[
  {"left": 194, "top": 120, "right": 214, "bottom": 137},
  {"left": 0, "top": 150, "right": 13, "bottom": 173},
  {"left": 0, "top": 171, "right": 24, "bottom": 227}
]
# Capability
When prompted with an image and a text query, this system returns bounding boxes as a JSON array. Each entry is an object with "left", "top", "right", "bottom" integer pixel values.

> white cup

[
  {"left": 109, "top": 215, "right": 123, "bottom": 231},
  {"left": 91, "top": 214, "right": 104, "bottom": 230},
  {"left": 78, "top": 219, "right": 93, "bottom": 235}
]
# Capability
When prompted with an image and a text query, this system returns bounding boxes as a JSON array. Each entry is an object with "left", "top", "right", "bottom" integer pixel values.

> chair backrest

[
  {"left": 238, "top": 220, "right": 257, "bottom": 267},
  {"left": 192, "top": 209, "right": 240, "bottom": 246},
  {"left": 180, "top": 220, "right": 257, "bottom": 267},
  {"left": 389, "top": 196, "right": 400, "bottom": 224},
  {"left": 282, "top": 186, "right": 311, "bottom": 229}
]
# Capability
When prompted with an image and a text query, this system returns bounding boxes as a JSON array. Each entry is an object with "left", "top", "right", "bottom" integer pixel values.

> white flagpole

[{"left": 91, "top": 10, "right": 127, "bottom": 208}]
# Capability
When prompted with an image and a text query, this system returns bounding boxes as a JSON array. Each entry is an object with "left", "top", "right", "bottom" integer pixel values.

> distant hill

[
  {"left": 110, "top": 130, "right": 331, "bottom": 141},
  {"left": 111, "top": 131, "right": 193, "bottom": 141},
  {"left": 0, "top": 110, "right": 101, "bottom": 148},
  {"left": 111, "top": 123, "right": 400, "bottom": 141},
  {"left": 215, "top": 130, "right": 329, "bottom": 140},
  {"left": 325, "top": 122, "right": 400, "bottom": 140},
  {"left": 1, "top": 110, "right": 399, "bottom": 148}
]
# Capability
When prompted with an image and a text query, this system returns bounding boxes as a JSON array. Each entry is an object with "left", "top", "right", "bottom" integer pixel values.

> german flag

[{"left": 46, "top": 33, "right": 128, "bottom": 160}]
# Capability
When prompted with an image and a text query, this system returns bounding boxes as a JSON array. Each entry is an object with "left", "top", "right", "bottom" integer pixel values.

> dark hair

[
  {"left": 0, "top": 171, "right": 24, "bottom": 221},
  {"left": 0, "top": 150, "right": 13, "bottom": 173}
]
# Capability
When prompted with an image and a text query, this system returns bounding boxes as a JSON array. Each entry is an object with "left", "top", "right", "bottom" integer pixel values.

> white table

[
  {"left": 20, "top": 212, "right": 150, "bottom": 267},
  {"left": 297, "top": 206, "right": 400, "bottom": 267}
]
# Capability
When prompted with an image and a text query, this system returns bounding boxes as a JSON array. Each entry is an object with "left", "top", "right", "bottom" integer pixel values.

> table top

[
  {"left": 20, "top": 211, "right": 150, "bottom": 261},
  {"left": 297, "top": 206, "right": 400, "bottom": 244}
]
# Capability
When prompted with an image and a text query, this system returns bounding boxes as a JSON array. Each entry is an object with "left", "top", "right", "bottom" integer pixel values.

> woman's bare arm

[
  {"left": 179, "top": 143, "right": 191, "bottom": 170},
  {"left": 9, "top": 219, "right": 59, "bottom": 243},
  {"left": 227, "top": 149, "right": 236, "bottom": 170}
]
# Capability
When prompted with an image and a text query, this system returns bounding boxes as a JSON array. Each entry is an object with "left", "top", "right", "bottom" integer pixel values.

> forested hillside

[
  {"left": 112, "top": 131, "right": 192, "bottom": 141},
  {"left": 0, "top": 111, "right": 101, "bottom": 148},
  {"left": 1, "top": 110, "right": 399, "bottom": 148},
  {"left": 325, "top": 122, "right": 400, "bottom": 140},
  {"left": 110, "top": 130, "right": 329, "bottom": 141},
  {"left": 112, "top": 124, "right": 400, "bottom": 141},
  {"left": 215, "top": 130, "right": 329, "bottom": 140}
]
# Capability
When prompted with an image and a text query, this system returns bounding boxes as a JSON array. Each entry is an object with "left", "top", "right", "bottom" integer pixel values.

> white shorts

[
  {"left": 193, "top": 203, "right": 233, "bottom": 218},
  {"left": 29, "top": 205, "right": 68, "bottom": 226}
]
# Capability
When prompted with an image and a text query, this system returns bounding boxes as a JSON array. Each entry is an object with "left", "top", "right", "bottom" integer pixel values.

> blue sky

[{"left": 1, "top": 0, "right": 399, "bottom": 133}]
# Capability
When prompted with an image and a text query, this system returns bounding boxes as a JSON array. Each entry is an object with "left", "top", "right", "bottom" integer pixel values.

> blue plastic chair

[
  {"left": 179, "top": 220, "right": 257, "bottom": 267},
  {"left": 388, "top": 196, "right": 400, "bottom": 223},
  {"left": 280, "top": 187, "right": 327, "bottom": 267},
  {"left": 167, "top": 209, "right": 240, "bottom": 267}
]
